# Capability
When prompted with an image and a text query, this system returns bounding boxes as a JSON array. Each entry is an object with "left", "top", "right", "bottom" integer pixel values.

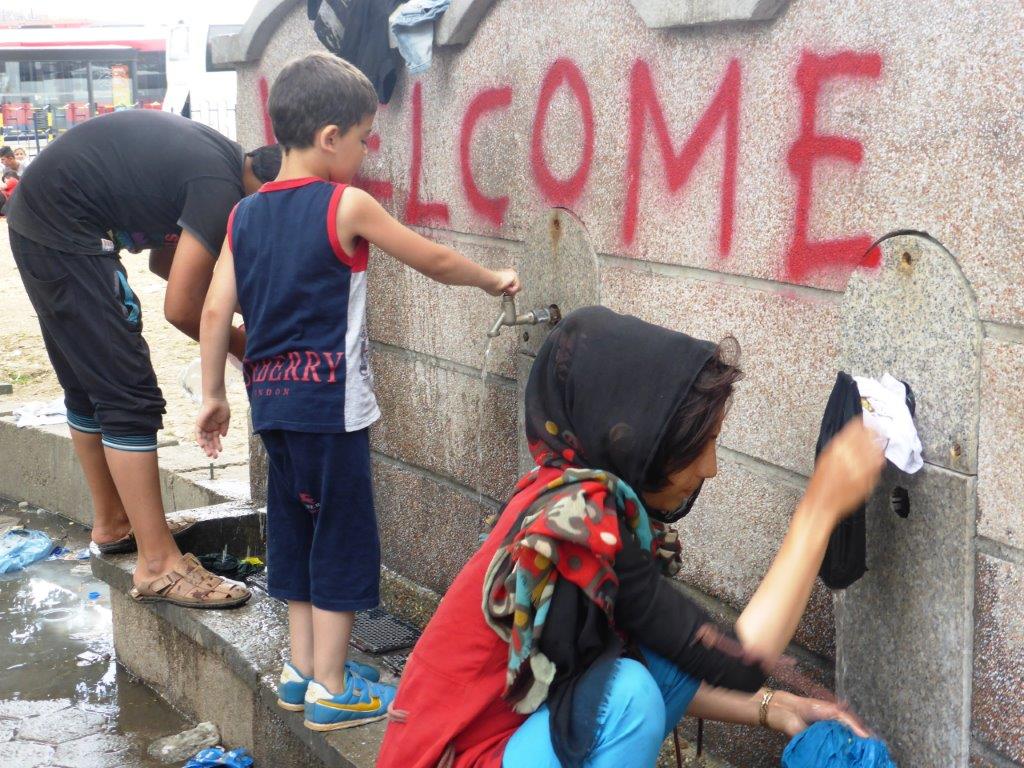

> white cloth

[
  {"left": 852, "top": 373, "right": 923, "bottom": 473},
  {"left": 12, "top": 399, "right": 67, "bottom": 428}
]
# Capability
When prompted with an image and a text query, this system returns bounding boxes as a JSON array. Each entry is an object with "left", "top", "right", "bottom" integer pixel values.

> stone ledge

[
  {"left": 435, "top": 0, "right": 497, "bottom": 46},
  {"left": 94, "top": 547, "right": 739, "bottom": 768},
  {"left": 0, "top": 418, "right": 234, "bottom": 529},
  {"left": 208, "top": 0, "right": 302, "bottom": 68},
  {"left": 627, "top": 0, "right": 790, "bottom": 28},
  {"left": 92, "top": 547, "right": 400, "bottom": 768},
  {"left": 164, "top": 500, "right": 266, "bottom": 559}
]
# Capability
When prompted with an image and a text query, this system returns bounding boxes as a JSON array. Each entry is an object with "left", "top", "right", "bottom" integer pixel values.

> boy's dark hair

[
  {"left": 644, "top": 337, "right": 743, "bottom": 491},
  {"left": 3, "top": 170, "right": 18, "bottom": 180},
  {"left": 245, "top": 144, "right": 283, "bottom": 182},
  {"left": 0, "top": 147, "right": 13, "bottom": 158},
  {"left": 268, "top": 52, "right": 377, "bottom": 150}
]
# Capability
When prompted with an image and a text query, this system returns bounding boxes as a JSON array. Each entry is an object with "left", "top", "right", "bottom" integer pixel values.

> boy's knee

[{"left": 602, "top": 659, "right": 665, "bottom": 738}]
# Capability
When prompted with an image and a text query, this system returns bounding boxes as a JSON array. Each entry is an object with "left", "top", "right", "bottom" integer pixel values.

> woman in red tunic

[{"left": 377, "top": 307, "right": 880, "bottom": 768}]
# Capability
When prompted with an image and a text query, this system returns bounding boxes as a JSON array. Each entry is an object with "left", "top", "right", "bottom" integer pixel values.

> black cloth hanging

[
  {"left": 816, "top": 372, "right": 919, "bottom": 589},
  {"left": 307, "top": 0, "right": 403, "bottom": 104},
  {"left": 816, "top": 372, "right": 867, "bottom": 589}
]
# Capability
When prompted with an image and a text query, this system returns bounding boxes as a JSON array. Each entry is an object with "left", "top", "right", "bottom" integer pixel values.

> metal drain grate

[
  {"left": 381, "top": 653, "right": 409, "bottom": 676},
  {"left": 244, "top": 578, "right": 418, "bottom": 657},
  {"left": 350, "top": 607, "right": 420, "bottom": 654}
]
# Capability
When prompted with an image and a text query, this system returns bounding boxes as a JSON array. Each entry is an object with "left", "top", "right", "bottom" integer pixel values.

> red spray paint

[
  {"left": 622, "top": 58, "right": 741, "bottom": 256},
  {"left": 530, "top": 58, "right": 595, "bottom": 207},
  {"left": 460, "top": 86, "right": 513, "bottom": 226},
  {"left": 785, "top": 50, "right": 883, "bottom": 280}
]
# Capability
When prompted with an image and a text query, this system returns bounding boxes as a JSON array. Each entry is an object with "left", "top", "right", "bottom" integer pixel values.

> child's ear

[{"left": 318, "top": 124, "right": 341, "bottom": 151}]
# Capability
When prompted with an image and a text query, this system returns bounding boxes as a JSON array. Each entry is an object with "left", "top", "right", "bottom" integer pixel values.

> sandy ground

[{"left": 0, "top": 219, "right": 251, "bottom": 464}]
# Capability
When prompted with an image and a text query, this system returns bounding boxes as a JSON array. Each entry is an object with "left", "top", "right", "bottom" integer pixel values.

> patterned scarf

[{"left": 482, "top": 461, "right": 679, "bottom": 713}]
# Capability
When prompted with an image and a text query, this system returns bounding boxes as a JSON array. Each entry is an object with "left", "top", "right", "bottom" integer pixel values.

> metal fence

[
  {"left": 183, "top": 100, "right": 237, "bottom": 141},
  {"left": 1, "top": 99, "right": 237, "bottom": 158}
]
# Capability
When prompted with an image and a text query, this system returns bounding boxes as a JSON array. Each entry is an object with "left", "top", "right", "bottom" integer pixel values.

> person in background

[
  {"left": 3, "top": 169, "right": 19, "bottom": 194},
  {"left": 0, "top": 145, "right": 27, "bottom": 175},
  {"left": 13, "top": 147, "right": 31, "bottom": 171},
  {"left": 6, "top": 110, "right": 281, "bottom": 609},
  {"left": 0, "top": 169, "right": 18, "bottom": 213}
]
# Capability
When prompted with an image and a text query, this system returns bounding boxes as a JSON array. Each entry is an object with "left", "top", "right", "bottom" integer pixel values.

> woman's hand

[
  {"left": 803, "top": 419, "right": 886, "bottom": 526},
  {"left": 767, "top": 690, "right": 871, "bottom": 739}
]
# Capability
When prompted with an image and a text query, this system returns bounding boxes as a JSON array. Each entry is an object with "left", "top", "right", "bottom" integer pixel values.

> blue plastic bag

[
  {"left": 0, "top": 529, "right": 54, "bottom": 574},
  {"left": 183, "top": 747, "right": 254, "bottom": 768},
  {"left": 783, "top": 721, "right": 897, "bottom": 768}
]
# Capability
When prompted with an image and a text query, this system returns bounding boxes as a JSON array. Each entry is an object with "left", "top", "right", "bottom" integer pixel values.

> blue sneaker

[
  {"left": 278, "top": 660, "right": 381, "bottom": 711},
  {"left": 278, "top": 662, "right": 312, "bottom": 711},
  {"left": 304, "top": 674, "right": 397, "bottom": 731},
  {"left": 345, "top": 658, "right": 381, "bottom": 683}
]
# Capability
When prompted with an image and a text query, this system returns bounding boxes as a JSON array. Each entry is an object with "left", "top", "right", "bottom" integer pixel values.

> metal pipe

[{"left": 487, "top": 295, "right": 561, "bottom": 338}]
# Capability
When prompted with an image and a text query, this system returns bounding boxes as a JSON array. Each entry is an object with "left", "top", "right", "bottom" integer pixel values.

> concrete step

[
  {"left": 0, "top": 417, "right": 247, "bottom": 529},
  {"left": 89, "top": 502, "right": 403, "bottom": 768}
]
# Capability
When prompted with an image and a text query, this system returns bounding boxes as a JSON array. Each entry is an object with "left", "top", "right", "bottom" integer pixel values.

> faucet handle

[{"left": 500, "top": 293, "right": 517, "bottom": 323}]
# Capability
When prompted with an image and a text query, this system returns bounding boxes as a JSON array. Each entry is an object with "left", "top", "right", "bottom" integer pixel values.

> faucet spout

[{"left": 487, "top": 313, "right": 506, "bottom": 338}]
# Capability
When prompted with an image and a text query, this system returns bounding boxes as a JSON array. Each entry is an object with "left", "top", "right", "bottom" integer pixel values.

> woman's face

[{"left": 642, "top": 419, "right": 722, "bottom": 516}]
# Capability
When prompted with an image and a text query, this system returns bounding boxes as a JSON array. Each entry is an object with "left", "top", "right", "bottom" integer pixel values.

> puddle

[{"left": 0, "top": 499, "right": 190, "bottom": 764}]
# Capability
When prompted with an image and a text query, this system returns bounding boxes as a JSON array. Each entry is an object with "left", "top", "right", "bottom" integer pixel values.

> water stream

[{"left": 475, "top": 338, "right": 495, "bottom": 517}]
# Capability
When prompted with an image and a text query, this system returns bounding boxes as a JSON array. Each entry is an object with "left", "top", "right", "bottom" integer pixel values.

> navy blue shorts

[
  {"left": 261, "top": 428, "right": 380, "bottom": 612},
  {"left": 10, "top": 229, "right": 165, "bottom": 448}
]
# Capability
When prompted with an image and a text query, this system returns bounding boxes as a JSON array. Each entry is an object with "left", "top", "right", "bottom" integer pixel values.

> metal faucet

[{"left": 487, "top": 294, "right": 561, "bottom": 338}]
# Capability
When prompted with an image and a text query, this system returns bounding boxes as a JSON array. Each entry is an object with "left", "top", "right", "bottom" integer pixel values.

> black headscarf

[
  {"left": 525, "top": 306, "right": 716, "bottom": 499},
  {"left": 520, "top": 307, "right": 717, "bottom": 766}
]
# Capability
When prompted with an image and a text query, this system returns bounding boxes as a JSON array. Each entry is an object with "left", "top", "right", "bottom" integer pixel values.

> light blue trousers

[{"left": 503, "top": 649, "right": 700, "bottom": 768}]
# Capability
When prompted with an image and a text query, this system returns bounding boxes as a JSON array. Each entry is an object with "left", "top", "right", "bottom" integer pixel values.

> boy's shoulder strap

[{"left": 327, "top": 183, "right": 368, "bottom": 271}]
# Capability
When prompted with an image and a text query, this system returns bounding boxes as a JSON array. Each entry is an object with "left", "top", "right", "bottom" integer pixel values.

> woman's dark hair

[{"left": 643, "top": 337, "right": 742, "bottom": 491}]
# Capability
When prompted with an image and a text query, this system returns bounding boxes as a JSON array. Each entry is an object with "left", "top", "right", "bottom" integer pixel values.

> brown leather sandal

[
  {"left": 129, "top": 553, "right": 251, "bottom": 609},
  {"left": 95, "top": 517, "right": 197, "bottom": 555}
]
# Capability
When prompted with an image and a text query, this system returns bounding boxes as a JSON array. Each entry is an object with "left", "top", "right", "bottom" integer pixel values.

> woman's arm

[
  {"left": 686, "top": 685, "right": 871, "bottom": 738},
  {"left": 734, "top": 420, "right": 884, "bottom": 666},
  {"left": 615, "top": 421, "right": 882, "bottom": 689},
  {"left": 685, "top": 685, "right": 763, "bottom": 728},
  {"left": 614, "top": 537, "right": 766, "bottom": 692}
]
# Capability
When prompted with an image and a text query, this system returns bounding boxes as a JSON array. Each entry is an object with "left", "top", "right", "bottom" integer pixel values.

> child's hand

[
  {"left": 488, "top": 269, "right": 521, "bottom": 297},
  {"left": 195, "top": 399, "right": 231, "bottom": 459}
]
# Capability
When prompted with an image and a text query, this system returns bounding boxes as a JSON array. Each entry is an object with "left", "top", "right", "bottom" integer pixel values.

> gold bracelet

[{"left": 758, "top": 688, "right": 775, "bottom": 729}]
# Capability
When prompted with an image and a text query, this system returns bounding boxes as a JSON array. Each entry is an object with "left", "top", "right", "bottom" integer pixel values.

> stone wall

[{"left": 219, "top": 1, "right": 1024, "bottom": 765}]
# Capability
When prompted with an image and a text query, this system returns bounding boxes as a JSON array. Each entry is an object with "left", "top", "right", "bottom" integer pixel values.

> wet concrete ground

[{"left": 0, "top": 500, "right": 191, "bottom": 767}]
